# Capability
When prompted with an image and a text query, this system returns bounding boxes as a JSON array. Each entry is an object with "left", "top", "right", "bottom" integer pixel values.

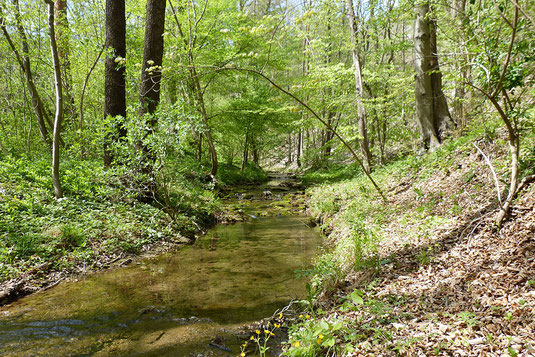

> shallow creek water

[{"left": 0, "top": 177, "right": 321, "bottom": 356}]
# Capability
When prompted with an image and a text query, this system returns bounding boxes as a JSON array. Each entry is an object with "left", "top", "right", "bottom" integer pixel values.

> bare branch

[
  {"left": 214, "top": 66, "right": 387, "bottom": 202},
  {"left": 509, "top": 0, "right": 535, "bottom": 27},
  {"left": 473, "top": 143, "right": 502, "bottom": 206},
  {"left": 491, "top": 5, "right": 519, "bottom": 99}
]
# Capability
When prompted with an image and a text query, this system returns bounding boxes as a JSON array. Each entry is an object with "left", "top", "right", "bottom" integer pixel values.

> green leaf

[{"left": 349, "top": 291, "right": 364, "bottom": 305}]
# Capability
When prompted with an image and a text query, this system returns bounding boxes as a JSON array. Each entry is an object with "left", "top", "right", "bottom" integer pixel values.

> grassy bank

[
  {"left": 284, "top": 122, "right": 535, "bottom": 356},
  {"left": 0, "top": 155, "right": 221, "bottom": 303}
]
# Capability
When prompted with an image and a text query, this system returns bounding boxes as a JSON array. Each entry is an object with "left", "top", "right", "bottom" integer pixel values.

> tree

[
  {"left": 413, "top": 1, "right": 453, "bottom": 150},
  {"left": 346, "top": 0, "right": 372, "bottom": 172},
  {"left": 103, "top": 0, "right": 127, "bottom": 166},
  {"left": 139, "top": 0, "right": 166, "bottom": 119},
  {"left": 136, "top": 0, "right": 166, "bottom": 201},
  {"left": 169, "top": 0, "right": 219, "bottom": 176},
  {"left": 45, "top": 0, "right": 64, "bottom": 198},
  {"left": 54, "top": 0, "right": 76, "bottom": 121}
]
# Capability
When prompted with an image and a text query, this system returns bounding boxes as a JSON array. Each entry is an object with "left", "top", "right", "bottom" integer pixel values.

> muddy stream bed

[{"left": 0, "top": 175, "right": 322, "bottom": 356}]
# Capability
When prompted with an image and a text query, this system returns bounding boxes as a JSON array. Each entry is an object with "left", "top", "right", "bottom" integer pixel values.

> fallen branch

[{"left": 473, "top": 143, "right": 502, "bottom": 206}]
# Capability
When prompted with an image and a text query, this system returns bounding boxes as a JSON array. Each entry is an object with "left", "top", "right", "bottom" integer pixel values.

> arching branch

[{"left": 214, "top": 66, "right": 387, "bottom": 202}]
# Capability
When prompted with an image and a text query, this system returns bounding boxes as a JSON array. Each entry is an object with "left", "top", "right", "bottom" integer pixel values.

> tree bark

[
  {"left": 103, "top": 0, "right": 127, "bottom": 166},
  {"left": 346, "top": 0, "right": 372, "bottom": 173},
  {"left": 45, "top": 0, "right": 64, "bottom": 199},
  {"left": 296, "top": 129, "right": 302, "bottom": 167},
  {"left": 139, "top": 0, "right": 166, "bottom": 119},
  {"left": 414, "top": 2, "right": 453, "bottom": 150}
]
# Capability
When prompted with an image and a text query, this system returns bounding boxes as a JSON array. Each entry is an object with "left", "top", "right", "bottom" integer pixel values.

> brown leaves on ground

[{"left": 318, "top": 140, "right": 535, "bottom": 356}]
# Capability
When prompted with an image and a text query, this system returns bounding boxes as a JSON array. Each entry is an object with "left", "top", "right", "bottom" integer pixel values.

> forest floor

[
  {"left": 0, "top": 159, "right": 270, "bottom": 307},
  {"left": 285, "top": 128, "right": 535, "bottom": 356},
  {"left": 0, "top": 158, "right": 223, "bottom": 306}
]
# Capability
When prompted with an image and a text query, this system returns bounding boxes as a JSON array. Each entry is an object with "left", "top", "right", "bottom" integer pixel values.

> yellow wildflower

[
  {"left": 256, "top": 330, "right": 261, "bottom": 335},
  {"left": 305, "top": 314, "right": 311, "bottom": 320},
  {"left": 317, "top": 334, "right": 324, "bottom": 345},
  {"left": 279, "top": 312, "right": 283, "bottom": 319},
  {"left": 274, "top": 323, "right": 281, "bottom": 328},
  {"left": 299, "top": 314, "right": 303, "bottom": 319},
  {"left": 292, "top": 341, "right": 300, "bottom": 347},
  {"left": 240, "top": 353, "right": 246, "bottom": 357},
  {"left": 250, "top": 336, "right": 254, "bottom": 340}
]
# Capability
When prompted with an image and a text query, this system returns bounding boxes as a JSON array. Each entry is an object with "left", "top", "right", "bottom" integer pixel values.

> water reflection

[{"left": 0, "top": 214, "right": 321, "bottom": 356}]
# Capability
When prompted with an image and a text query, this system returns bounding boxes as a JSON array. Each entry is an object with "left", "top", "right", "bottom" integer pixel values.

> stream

[{"left": 0, "top": 175, "right": 322, "bottom": 356}]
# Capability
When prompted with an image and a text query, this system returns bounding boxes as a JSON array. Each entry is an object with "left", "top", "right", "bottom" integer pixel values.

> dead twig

[{"left": 473, "top": 143, "right": 502, "bottom": 207}]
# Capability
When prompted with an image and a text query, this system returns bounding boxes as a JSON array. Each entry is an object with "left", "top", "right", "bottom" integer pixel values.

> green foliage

[
  {"left": 0, "top": 154, "right": 217, "bottom": 282},
  {"left": 59, "top": 224, "right": 85, "bottom": 248},
  {"left": 301, "top": 164, "right": 361, "bottom": 185},
  {"left": 217, "top": 162, "right": 268, "bottom": 185}
]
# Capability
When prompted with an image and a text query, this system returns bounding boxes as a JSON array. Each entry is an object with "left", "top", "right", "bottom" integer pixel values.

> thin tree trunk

[
  {"left": 169, "top": 0, "right": 218, "bottom": 176},
  {"left": 54, "top": 0, "right": 76, "bottom": 121},
  {"left": 287, "top": 134, "right": 292, "bottom": 164},
  {"left": 453, "top": 0, "right": 467, "bottom": 127},
  {"left": 1, "top": 2, "right": 52, "bottom": 146},
  {"left": 346, "top": 0, "right": 372, "bottom": 173},
  {"left": 45, "top": 0, "right": 64, "bottom": 199},
  {"left": 241, "top": 130, "right": 249, "bottom": 171},
  {"left": 252, "top": 140, "right": 259, "bottom": 164}
]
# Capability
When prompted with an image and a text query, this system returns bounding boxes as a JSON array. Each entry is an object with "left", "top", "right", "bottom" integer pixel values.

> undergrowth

[
  {"left": 0, "top": 155, "right": 218, "bottom": 283},
  {"left": 217, "top": 162, "right": 268, "bottom": 186},
  {"left": 284, "top": 116, "right": 535, "bottom": 356}
]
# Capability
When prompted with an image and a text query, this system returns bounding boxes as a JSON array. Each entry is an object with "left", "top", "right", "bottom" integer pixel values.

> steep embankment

[{"left": 285, "top": 130, "right": 535, "bottom": 356}]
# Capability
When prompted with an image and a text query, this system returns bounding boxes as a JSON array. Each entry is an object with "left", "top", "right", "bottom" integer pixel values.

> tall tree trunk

[
  {"left": 429, "top": 10, "right": 454, "bottom": 137},
  {"left": 414, "top": 2, "right": 453, "bottom": 150},
  {"left": 103, "top": 0, "right": 127, "bottom": 166},
  {"left": 453, "top": 0, "right": 467, "bottom": 127},
  {"left": 136, "top": 0, "right": 166, "bottom": 201},
  {"left": 296, "top": 129, "right": 302, "bottom": 167},
  {"left": 252, "top": 137, "right": 259, "bottom": 165},
  {"left": 45, "top": 0, "right": 64, "bottom": 199},
  {"left": 346, "top": 0, "right": 372, "bottom": 173},
  {"left": 287, "top": 134, "right": 292, "bottom": 164},
  {"left": 139, "top": 0, "right": 166, "bottom": 119},
  {"left": 241, "top": 130, "right": 249, "bottom": 171}
]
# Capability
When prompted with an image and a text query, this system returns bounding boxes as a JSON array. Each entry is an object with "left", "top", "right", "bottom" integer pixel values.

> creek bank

[
  {"left": 0, "top": 172, "right": 322, "bottom": 356},
  {"left": 0, "top": 172, "right": 308, "bottom": 307},
  {"left": 285, "top": 135, "right": 535, "bottom": 355}
]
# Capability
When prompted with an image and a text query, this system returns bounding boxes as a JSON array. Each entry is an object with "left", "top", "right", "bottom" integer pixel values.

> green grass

[
  {"left": 0, "top": 155, "right": 218, "bottom": 282},
  {"left": 285, "top": 116, "right": 535, "bottom": 355},
  {"left": 217, "top": 162, "right": 268, "bottom": 185}
]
